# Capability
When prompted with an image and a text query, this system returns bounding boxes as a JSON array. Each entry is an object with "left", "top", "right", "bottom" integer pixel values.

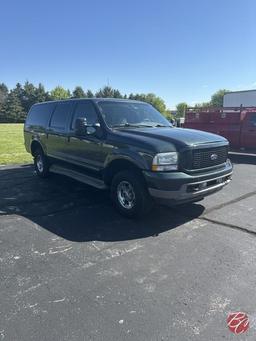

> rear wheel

[
  {"left": 34, "top": 148, "right": 50, "bottom": 178},
  {"left": 111, "top": 170, "right": 153, "bottom": 218}
]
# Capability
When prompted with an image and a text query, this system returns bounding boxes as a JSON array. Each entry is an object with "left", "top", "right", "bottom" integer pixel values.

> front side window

[
  {"left": 50, "top": 103, "right": 72, "bottom": 129},
  {"left": 97, "top": 101, "right": 171, "bottom": 128},
  {"left": 71, "top": 101, "right": 98, "bottom": 129}
]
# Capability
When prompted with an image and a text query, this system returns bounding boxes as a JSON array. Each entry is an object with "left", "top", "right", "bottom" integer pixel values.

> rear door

[
  {"left": 46, "top": 102, "right": 73, "bottom": 160},
  {"left": 240, "top": 112, "right": 256, "bottom": 149}
]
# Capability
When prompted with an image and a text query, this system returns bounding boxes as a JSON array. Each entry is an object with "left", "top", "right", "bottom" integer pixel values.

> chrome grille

[{"left": 192, "top": 146, "right": 228, "bottom": 169}]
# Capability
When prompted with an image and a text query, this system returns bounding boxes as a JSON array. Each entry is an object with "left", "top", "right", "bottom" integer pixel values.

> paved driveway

[{"left": 0, "top": 154, "right": 256, "bottom": 340}]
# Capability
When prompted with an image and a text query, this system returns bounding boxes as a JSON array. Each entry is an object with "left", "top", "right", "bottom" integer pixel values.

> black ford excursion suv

[{"left": 24, "top": 98, "right": 233, "bottom": 217}]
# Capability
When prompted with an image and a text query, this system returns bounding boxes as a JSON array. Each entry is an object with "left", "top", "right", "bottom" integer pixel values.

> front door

[
  {"left": 241, "top": 112, "right": 256, "bottom": 149},
  {"left": 66, "top": 101, "right": 105, "bottom": 172}
]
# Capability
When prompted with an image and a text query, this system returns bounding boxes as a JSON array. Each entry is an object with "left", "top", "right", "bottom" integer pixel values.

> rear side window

[
  {"left": 50, "top": 102, "right": 72, "bottom": 130},
  {"left": 26, "top": 103, "right": 55, "bottom": 128},
  {"left": 71, "top": 101, "right": 98, "bottom": 129}
]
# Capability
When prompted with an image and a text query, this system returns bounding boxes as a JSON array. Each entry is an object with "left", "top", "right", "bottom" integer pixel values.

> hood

[{"left": 115, "top": 127, "right": 227, "bottom": 150}]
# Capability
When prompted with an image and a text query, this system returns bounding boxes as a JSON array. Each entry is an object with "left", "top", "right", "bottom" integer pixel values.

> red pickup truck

[{"left": 184, "top": 107, "right": 256, "bottom": 150}]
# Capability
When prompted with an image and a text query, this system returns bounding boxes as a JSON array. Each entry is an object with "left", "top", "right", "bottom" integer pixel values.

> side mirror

[
  {"left": 75, "top": 118, "right": 101, "bottom": 136},
  {"left": 75, "top": 117, "right": 87, "bottom": 136}
]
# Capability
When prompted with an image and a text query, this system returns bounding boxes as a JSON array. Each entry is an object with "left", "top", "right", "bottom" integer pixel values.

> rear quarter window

[{"left": 26, "top": 103, "right": 55, "bottom": 129}]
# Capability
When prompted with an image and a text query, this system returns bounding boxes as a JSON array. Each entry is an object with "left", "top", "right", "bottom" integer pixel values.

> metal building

[{"left": 223, "top": 90, "right": 256, "bottom": 107}]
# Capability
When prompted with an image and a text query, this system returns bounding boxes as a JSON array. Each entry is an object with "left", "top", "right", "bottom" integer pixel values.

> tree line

[
  {"left": 0, "top": 82, "right": 167, "bottom": 123},
  {"left": 0, "top": 81, "right": 229, "bottom": 122},
  {"left": 175, "top": 89, "right": 230, "bottom": 118}
]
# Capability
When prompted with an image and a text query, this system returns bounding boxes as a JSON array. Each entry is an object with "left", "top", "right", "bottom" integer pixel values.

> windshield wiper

[
  {"left": 112, "top": 123, "right": 154, "bottom": 128},
  {"left": 154, "top": 124, "right": 171, "bottom": 127}
]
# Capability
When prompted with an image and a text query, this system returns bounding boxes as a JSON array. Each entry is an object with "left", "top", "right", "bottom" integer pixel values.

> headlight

[{"left": 152, "top": 152, "right": 178, "bottom": 171}]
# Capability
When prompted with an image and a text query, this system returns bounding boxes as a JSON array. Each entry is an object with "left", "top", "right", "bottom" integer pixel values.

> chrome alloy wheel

[
  {"left": 36, "top": 155, "right": 44, "bottom": 173},
  {"left": 117, "top": 181, "right": 136, "bottom": 209}
]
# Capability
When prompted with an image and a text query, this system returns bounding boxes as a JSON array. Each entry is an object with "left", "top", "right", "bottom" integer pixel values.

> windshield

[{"left": 97, "top": 101, "right": 172, "bottom": 128}]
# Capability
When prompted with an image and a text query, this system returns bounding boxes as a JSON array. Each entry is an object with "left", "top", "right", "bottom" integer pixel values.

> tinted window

[
  {"left": 26, "top": 103, "right": 55, "bottom": 128},
  {"left": 249, "top": 113, "right": 256, "bottom": 126},
  {"left": 50, "top": 102, "right": 72, "bottom": 130},
  {"left": 71, "top": 101, "right": 98, "bottom": 129}
]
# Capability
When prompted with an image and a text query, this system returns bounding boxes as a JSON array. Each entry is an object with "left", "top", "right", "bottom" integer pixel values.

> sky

[{"left": 0, "top": 0, "right": 255, "bottom": 109}]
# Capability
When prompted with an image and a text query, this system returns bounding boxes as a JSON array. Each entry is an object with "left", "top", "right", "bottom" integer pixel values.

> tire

[
  {"left": 111, "top": 170, "right": 153, "bottom": 218},
  {"left": 34, "top": 148, "right": 50, "bottom": 178}
]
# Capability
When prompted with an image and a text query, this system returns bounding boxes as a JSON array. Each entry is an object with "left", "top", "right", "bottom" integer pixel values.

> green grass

[{"left": 0, "top": 123, "right": 32, "bottom": 165}]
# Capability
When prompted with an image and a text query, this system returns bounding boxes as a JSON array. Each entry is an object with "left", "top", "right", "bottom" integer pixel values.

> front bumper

[{"left": 143, "top": 160, "right": 233, "bottom": 205}]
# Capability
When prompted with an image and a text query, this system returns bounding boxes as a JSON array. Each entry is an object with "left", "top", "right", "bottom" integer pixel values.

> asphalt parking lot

[{"left": 0, "top": 154, "right": 256, "bottom": 340}]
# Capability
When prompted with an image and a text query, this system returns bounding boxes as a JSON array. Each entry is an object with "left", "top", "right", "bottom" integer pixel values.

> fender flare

[{"left": 30, "top": 138, "right": 47, "bottom": 156}]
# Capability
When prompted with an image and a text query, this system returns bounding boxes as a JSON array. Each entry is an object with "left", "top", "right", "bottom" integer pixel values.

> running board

[{"left": 50, "top": 165, "right": 107, "bottom": 189}]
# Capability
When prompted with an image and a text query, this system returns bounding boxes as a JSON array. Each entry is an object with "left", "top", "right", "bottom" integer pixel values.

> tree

[
  {"left": 13, "top": 82, "right": 24, "bottom": 101},
  {"left": 176, "top": 102, "right": 188, "bottom": 118},
  {"left": 86, "top": 89, "right": 94, "bottom": 98},
  {"left": 35, "top": 83, "right": 50, "bottom": 103},
  {"left": 96, "top": 86, "right": 113, "bottom": 98},
  {"left": 50, "top": 86, "right": 70, "bottom": 100},
  {"left": 128, "top": 93, "right": 166, "bottom": 113},
  {"left": 210, "top": 89, "right": 229, "bottom": 107},
  {"left": 95, "top": 86, "right": 123, "bottom": 98},
  {"left": 144, "top": 93, "right": 166, "bottom": 113},
  {"left": 22, "top": 81, "right": 51, "bottom": 113},
  {"left": 4, "top": 85, "right": 26, "bottom": 122},
  {"left": 129, "top": 93, "right": 143, "bottom": 101},
  {"left": 164, "top": 109, "right": 174, "bottom": 121},
  {"left": 22, "top": 81, "right": 37, "bottom": 113},
  {"left": 113, "top": 89, "right": 122, "bottom": 98},
  {"left": 72, "top": 86, "right": 86, "bottom": 98},
  {"left": 193, "top": 102, "right": 210, "bottom": 108},
  {"left": 0, "top": 82, "right": 171, "bottom": 122},
  {"left": 0, "top": 83, "right": 8, "bottom": 116},
  {"left": 0, "top": 83, "right": 8, "bottom": 106}
]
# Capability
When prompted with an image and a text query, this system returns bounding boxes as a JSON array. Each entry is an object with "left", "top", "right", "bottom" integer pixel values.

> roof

[
  {"left": 34, "top": 98, "right": 146, "bottom": 106},
  {"left": 225, "top": 89, "right": 256, "bottom": 95}
]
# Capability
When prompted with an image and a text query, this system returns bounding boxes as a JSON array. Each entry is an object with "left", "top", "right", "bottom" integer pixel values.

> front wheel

[
  {"left": 34, "top": 148, "right": 50, "bottom": 178},
  {"left": 111, "top": 170, "right": 153, "bottom": 218}
]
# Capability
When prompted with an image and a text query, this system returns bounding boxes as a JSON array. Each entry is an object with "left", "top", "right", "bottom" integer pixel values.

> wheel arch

[
  {"left": 30, "top": 140, "right": 45, "bottom": 156},
  {"left": 103, "top": 158, "right": 142, "bottom": 186}
]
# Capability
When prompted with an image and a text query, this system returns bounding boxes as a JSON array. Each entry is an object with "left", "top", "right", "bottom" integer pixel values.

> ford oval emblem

[{"left": 210, "top": 153, "right": 218, "bottom": 161}]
